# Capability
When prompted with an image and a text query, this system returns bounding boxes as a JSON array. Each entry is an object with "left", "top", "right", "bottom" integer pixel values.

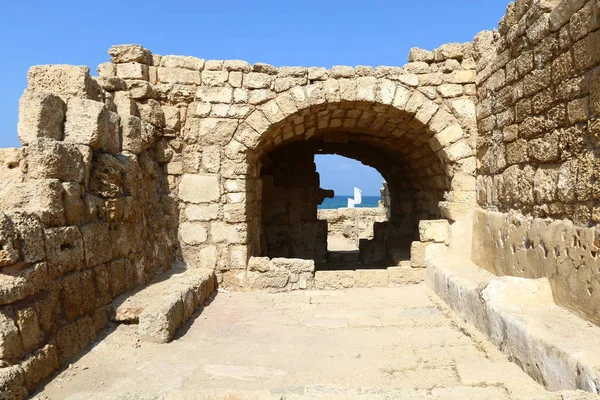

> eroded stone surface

[{"left": 32, "top": 286, "right": 576, "bottom": 400}]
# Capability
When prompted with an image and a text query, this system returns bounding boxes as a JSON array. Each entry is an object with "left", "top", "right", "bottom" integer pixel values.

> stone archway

[{"left": 224, "top": 78, "right": 477, "bottom": 274}]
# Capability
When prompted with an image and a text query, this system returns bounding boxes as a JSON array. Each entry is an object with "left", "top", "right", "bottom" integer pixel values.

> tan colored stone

[
  {"left": 179, "top": 222, "right": 208, "bottom": 245},
  {"left": 419, "top": 220, "right": 450, "bottom": 243},
  {"left": 161, "top": 55, "right": 205, "bottom": 70},
  {"left": 108, "top": 44, "right": 152, "bottom": 64},
  {"left": 17, "top": 89, "right": 65, "bottom": 145},
  {"left": 186, "top": 204, "right": 220, "bottom": 221},
  {"left": 64, "top": 98, "right": 108, "bottom": 149},
  {"left": 27, "top": 65, "right": 100, "bottom": 100}
]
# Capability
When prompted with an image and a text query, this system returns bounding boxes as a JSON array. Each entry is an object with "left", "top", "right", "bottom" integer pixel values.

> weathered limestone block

[
  {"left": 59, "top": 270, "right": 96, "bottom": 321},
  {"left": 202, "top": 70, "right": 229, "bottom": 86},
  {"left": 411, "top": 241, "right": 447, "bottom": 268},
  {"left": 0, "top": 263, "right": 48, "bottom": 306},
  {"left": 314, "top": 270, "right": 356, "bottom": 290},
  {"left": 103, "top": 111, "right": 121, "bottom": 153},
  {"left": 549, "top": 0, "right": 588, "bottom": 31},
  {"left": 0, "top": 148, "right": 24, "bottom": 191},
  {"left": 44, "top": 226, "right": 84, "bottom": 278},
  {"left": 223, "top": 60, "right": 251, "bottom": 72},
  {"left": 97, "top": 62, "right": 115, "bottom": 77},
  {"left": 0, "top": 214, "right": 20, "bottom": 268},
  {"left": 329, "top": 65, "right": 354, "bottom": 79},
  {"left": 96, "top": 76, "right": 126, "bottom": 92},
  {"left": 116, "top": 63, "right": 149, "bottom": 80},
  {"left": 79, "top": 222, "right": 112, "bottom": 268},
  {"left": 418, "top": 220, "right": 450, "bottom": 243},
  {"left": 20, "top": 343, "right": 59, "bottom": 390},
  {"left": 186, "top": 204, "right": 220, "bottom": 221},
  {"left": 246, "top": 269, "right": 290, "bottom": 291},
  {"left": 187, "top": 117, "right": 238, "bottom": 146},
  {"left": 273, "top": 76, "right": 307, "bottom": 93},
  {"left": 435, "top": 43, "right": 464, "bottom": 61},
  {"left": 112, "top": 91, "right": 137, "bottom": 116},
  {"left": 210, "top": 222, "right": 246, "bottom": 244},
  {"left": 408, "top": 47, "right": 435, "bottom": 63},
  {"left": 228, "top": 245, "right": 247, "bottom": 270},
  {"left": 113, "top": 267, "right": 215, "bottom": 342},
  {"left": 62, "top": 183, "right": 84, "bottom": 226},
  {"left": 28, "top": 65, "right": 102, "bottom": 102},
  {"left": 108, "top": 44, "right": 152, "bottom": 65},
  {"left": 0, "top": 365, "right": 27, "bottom": 400},
  {"left": 16, "top": 307, "right": 41, "bottom": 353},
  {"left": 445, "top": 139, "right": 474, "bottom": 162},
  {"left": 17, "top": 90, "right": 65, "bottom": 145},
  {"left": 196, "top": 86, "right": 233, "bottom": 103},
  {"left": 270, "top": 258, "right": 314, "bottom": 274},
  {"left": 162, "top": 106, "right": 180, "bottom": 133},
  {"left": 121, "top": 115, "right": 143, "bottom": 154},
  {"left": 137, "top": 99, "right": 165, "bottom": 128},
  {"left": 252, "top": 62, "right": 277, "bottom": 74},
  {"left": 354, "top": 269, "right": 389, "bottom": 288},
  {"left": 126, "top": 80, "right": 155, "bottom": 100},
  {"left": 64, "top": 98, "right": 108, "bottom": 149},
  {"left": 205, "top": 60, "right": 224, "bottom": 70},
  {"left": 388, "top": 267, "right": 425, "bottom": 286},
  {"left": 25, "top": 139, "right": 85, "bottom": 183},
  {"left": 179, "top": 222, "right": 208, "bottom": 245},
  {"left": 0, "top": 309, "right": 24, "bottom": 360},
  {"left": 6, "top": 212, "right": 44, "bottom": 264},
  {"left": 248, "top": 256, "right": 270, "bottom": 273},
  {"left": 90, "top": 153, "right": 139, "bottom": 199},
  {"left": 55, "top": 315, "right": 95, "bottom": 363},
  {"left": 0, "top": 179, "right": 65, "bottom": 227},
  {"left": 244, "top": 72, "right": 273, "bottom": 89},
  {"left": 179, "top": 174, "right": 220, "bottom": 203},
  {"left": 161, "top": 55, "right": 205, "bottom": 70},
  {"left": 451, "top": 98, "right": 476, "bottom": 119},
  {"left": 437, "top": 84, "right": 464, "bottom": 98},
  {"left": 157, "top": 67, "right": 201, "bottom": 84}
]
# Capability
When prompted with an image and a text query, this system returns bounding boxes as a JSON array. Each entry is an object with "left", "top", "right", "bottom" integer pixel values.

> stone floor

[{"left": 31, "top": 284, "right": 594, "bottom": 399}]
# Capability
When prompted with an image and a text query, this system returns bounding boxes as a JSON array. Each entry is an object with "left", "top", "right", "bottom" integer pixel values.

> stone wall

[
  {"left": 261, "top": 143, "right": 328, "bottom": 262},
  {"left": 474, "top": 0, "right": 600, "bottom": 324},
  {"left": 0, "top": 37, "right": 480, "bottom": 395},
  {"left": 318, "top": 206, "right": 387, "bottom": 250},
  {"left": 0, "top": 57, "right": 178, "bottom": 394}
]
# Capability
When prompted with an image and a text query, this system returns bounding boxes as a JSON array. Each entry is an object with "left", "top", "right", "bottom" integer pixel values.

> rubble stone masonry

[{"left": 474, "top": 0, "right": 600, "bottom": 325}]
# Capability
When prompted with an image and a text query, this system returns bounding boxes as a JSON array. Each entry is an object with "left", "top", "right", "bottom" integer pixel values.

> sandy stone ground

[{"left": 31, "top": 285, "right": 586, "bottom": 400}]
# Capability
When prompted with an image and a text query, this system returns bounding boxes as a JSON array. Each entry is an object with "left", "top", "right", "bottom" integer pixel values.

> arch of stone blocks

[{"left": 225, "top": 80, "right": 477, "bottom": 262}]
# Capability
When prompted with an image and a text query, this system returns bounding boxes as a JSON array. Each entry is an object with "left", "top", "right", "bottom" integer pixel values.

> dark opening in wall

[
  {"left": 257, "top": 138, "right": 446, "bottom": 271},
  {"left": 315, "top": 154, "right": 389, "bottom": 270}
]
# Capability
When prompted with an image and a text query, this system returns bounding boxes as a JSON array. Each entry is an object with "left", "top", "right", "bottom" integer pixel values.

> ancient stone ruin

[{"left": 2, "top": 0, "right": 600, "bottom": 397}]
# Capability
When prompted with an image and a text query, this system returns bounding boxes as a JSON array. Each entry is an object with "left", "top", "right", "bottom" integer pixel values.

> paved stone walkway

[{"left": 32, "top": 285, "right": 591, "bottom": 399}]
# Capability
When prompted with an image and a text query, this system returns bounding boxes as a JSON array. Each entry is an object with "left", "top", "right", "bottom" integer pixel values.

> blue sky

[
  {"left": 316, "top": 155, "right": 385, "bottom": 196},
  {"left": 0, "top": 0, "right": 510, "bottom": 194}
]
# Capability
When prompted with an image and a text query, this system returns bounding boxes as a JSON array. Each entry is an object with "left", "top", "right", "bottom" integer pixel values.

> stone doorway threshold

[
  {"left": 29, "top": 285, "right": 595, "bottom": 400},
  {"left": 427, "top": 254, "right": 600, "bottom": 394}
]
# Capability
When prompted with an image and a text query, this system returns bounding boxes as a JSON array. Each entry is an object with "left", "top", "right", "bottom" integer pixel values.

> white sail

[
  {"left": 347, "top": 198, "right": 355, "bottom": 208},
  {"left": 354, "top": 187, "right": 362, "bottom": 205}
]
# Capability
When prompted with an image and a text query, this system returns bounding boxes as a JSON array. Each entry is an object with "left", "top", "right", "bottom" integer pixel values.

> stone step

[
  {"left": 427, "top": 254, "right": 600, "bottom": 393},
  {"left": 111, "top": 266, "right": 215, "bottom": 343},
  {"left": 314, "top": 266, "right": 425, "bottom": 290}
]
